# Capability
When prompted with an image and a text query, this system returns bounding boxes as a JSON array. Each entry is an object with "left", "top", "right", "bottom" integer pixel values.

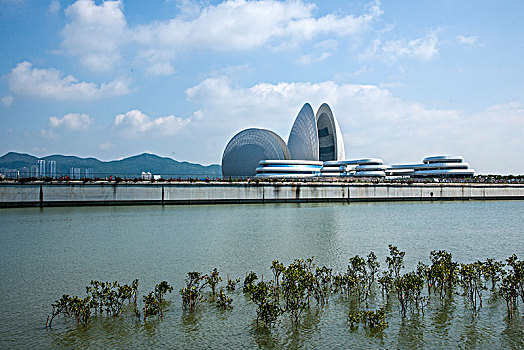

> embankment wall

[{"left": 1, "top": 182, "right": 523, "bottom": 207}]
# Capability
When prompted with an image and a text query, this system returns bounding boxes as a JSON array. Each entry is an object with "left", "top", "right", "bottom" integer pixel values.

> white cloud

[
  {"left": 49, "top": 113, "right": 94, "bottom": 130},
  {"left": 1, "top": 95, "right": 14, "bottom": 107},
  {"left": 185, "top": 77, "right": 523, "bottom": 173},
  {"left": 99, "top": 142, "right": 115, "bottom": 150},
  {"left": 61, "top": 0, "right": 127, "bottom": 71},
  {"left": 7, "top": 61, "right": 131, "bottom": 100},
  {"left": 362, "top": 30, "right": 439, "bottom": 61},
  {"left": 48, "top": 0, "right": 60, "bottom": 13},
  {"left": 297, "top": 52, "right": 331, "bottom": 65},
  {"left": 314, "top": 39, "right": 339, "bottom": 51},
  {"left": 113, "top": 109, "right": 190, "bottom": 137},
  {"left": 135, "top": 0, "right": 380, "bottom": 49},
  {"left": 456, "top": 35, "right": 478, "bottom": 46},
  {"left": 59, "top": 0, "right": 381, "bottom": 75},
  {"left": 40, "top": 128, "right": 59, "bottom": 139}
]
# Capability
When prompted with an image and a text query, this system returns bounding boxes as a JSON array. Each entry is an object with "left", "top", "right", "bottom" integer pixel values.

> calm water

[{"left": 0, "top": 200, "right": 523, "bottom": 349}]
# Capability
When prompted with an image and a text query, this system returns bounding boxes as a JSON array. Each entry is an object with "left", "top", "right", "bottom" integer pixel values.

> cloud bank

[
  {"left": 7, "top": 61, "right": 131, "bottom": 101},
  {"left": 113, "top": 109, "right": 191, "bottom": 137},
  {"left": 49, "top": 113, "right": 94, "bottom": 130},
  {"left": 60, "top": 0, "right": 382, "bottom": 75}
]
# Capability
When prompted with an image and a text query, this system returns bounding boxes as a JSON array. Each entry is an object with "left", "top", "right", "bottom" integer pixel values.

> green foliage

[
  {"left": 348, "top": 307, "right": 388, "bottom": 330},
  {"left": 386, "top": 245, "right": 405, "bottom": 279},
  {"left": 281, "top": 258, "right": 313, "bottom": 326},
  {"left": 47, "top": 294, "right": 92, "bottom": 328},
  {"left": 429, "top": 250, "right": 458, "bottom": 299},
  {"left": 458, "top": 262, "right": 485, "bottom": 310},
  {"left": 313, "top": 265, "right": 332, "bottom": 305},
  {"left": 499, "top": 255, "right": 524, "bottom": 318},
  {"left": 395, "top": 272, "right": 426, "bottom": 316},
  {"left": 367, "top": 251, "right": 380, "bottom": 286},
  {"left": 205, "top": 268, "right": 222, "bottom": 297},
  {"left": 141, "top": 281, "right": 173, "bottom": 319},
  {"left": 347, "top": 255, "right": 369, "bottom": 301},
  {"left": 506, "top": 255, "right": 524, "bottom": 303},
  {"left": 131, "top": 279, "right": 139, "bottom": 304},
  {"left": 216, "top": 289, "right": 233, "bottom": 309},
  {"left": 180, "top": 271, "right": 205, "bottom": 311},
  {"left": 85, "top": 280, "right": 133, "bottom": 317},
  {"left": 378, "top": 271, "right": 393, "bottom": 298},
  {"left": 143, "top": 291, "right": 160, "bottom": 319},
  {"left": 250, "top": 281, "right": 282, "bottom": 326},
  {"left": 481, "top": 258, "right": 504, "bottom": 290},
  {"left": 243, "top": 271, "right": 258, "bottom": 293},
  {"left": 155, "top": 281, "right": 173, "bottom": 316},
  {"left": 271, "top": 259, "right": 285, "bottom": 287},
  {"left": 226, "top": 275, "right": 240, "bottom": 291}
]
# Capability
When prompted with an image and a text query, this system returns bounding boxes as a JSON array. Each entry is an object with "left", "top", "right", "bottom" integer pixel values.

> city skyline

[{"left": 1, "top": 0, "right": 523, "bottom": 174}]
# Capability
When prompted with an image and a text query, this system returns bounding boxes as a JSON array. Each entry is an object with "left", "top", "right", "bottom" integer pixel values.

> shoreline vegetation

[
  {"left": 3, "top": 173, "right": 524, "bottom": 185},
  {"left": 47, "top": 246, "right": 523, "bottom": 334}
]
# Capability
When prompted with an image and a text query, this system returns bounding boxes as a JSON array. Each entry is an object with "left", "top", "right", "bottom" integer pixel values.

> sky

[{"left": 0, "top": 0, "right": 523, "bottom": 174}]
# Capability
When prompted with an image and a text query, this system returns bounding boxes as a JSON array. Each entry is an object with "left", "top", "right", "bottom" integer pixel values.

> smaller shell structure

[
  {"left": 287, "top": 103, "right": 319, "bottom": 161},
  {"left": 315, "top": 103, "right": 345, "bottom": 161},
  {"left": 221, "top": 128, "right": 290, "bottom": 178}
]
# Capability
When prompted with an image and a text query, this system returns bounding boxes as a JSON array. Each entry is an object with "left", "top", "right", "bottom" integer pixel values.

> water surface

[{"left": 0, "top": 200, "right": 523, "bottom": 348}]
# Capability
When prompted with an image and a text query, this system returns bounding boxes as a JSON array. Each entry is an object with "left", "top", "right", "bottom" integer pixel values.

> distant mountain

[{"left": 0, "top": 152, "right": 222, "bottom": 178}]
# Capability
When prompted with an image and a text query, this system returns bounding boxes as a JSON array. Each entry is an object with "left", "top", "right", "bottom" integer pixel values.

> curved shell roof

[
  {"left": 287, "top": 103, "right": 319, "bottom": 161},
  {"left": 221, "top": 128, "right": 290, "bottom": 178},
  {"left": 315, "top": 103, "right": 345, "bottom": 161}
]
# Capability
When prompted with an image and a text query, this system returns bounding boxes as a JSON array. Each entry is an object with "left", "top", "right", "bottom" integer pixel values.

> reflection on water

[
  {"left": 503, "top": 315, "right": 524, "bottom": 349},
  {"left": 431, "top": 292, "right": 455, "bottom": 346},
  {"left": 0, "top": 200, "right": 523, "bottom": 348},
  {"left": 397, "top": 314, "right": 424, "bottom": 350}
]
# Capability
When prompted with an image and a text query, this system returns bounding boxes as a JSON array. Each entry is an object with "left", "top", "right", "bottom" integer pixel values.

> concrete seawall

[{"left": 1, "top": 182, "right": 523, "bottom": 207}]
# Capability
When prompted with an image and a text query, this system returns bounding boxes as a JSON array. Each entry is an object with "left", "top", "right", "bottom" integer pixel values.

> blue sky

[{"left": 0, "top": 0, "right": 523, "bottom": 174}]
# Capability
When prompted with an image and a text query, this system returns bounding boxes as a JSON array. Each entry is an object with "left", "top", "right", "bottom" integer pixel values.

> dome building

[{"left": 221, "top": 128, "right": 290, "bottom": 178}]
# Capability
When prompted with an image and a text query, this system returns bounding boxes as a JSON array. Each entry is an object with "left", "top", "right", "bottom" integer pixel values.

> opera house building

[
  {"left": 222, "top": 103, "right": 344, "bottom": 177},
  {"left": 221, "top": 103, "right": 475, "bottom": 179}
]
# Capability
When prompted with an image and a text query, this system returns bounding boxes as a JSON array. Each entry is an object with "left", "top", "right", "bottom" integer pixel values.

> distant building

[
  {"left": 85, "top": 168, "right": 94, "bottom": 179},
  {"left": 48, "top": 161, "right": 56, "bottom": 179},
  {"left": 30, "top": 165, "right": 39, "bottom": 178},
  {"left": 256, "top": 160, "right": 323, "bottom": 178},
  {"left": 38, "top": 160, "right": 46, "bottom": 178},
  {"left": 141, "top": 171, "right": 152, "bottom": 180},
  {"left": 70, "top": 167, "right": 81, "bottom": 180},
  {"left": 389, "top": 156, "right": 475, "bottom": 178},
  {"left": 3, "top": 169, "right": 19, "bottom": 179},
  {"left": 19, "top": 167, "right": 30, "bottom": 178}
]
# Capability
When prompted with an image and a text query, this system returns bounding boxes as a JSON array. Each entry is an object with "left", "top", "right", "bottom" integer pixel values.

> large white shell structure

[
  {"left": 287, "top": 103, "right": 319, "bottom": 161},
  {"left": 221, "top": 128, "right": 290, "bottom": 178},
  {"left": 315, "top": 103, "right": 345, "bottom": 161}
]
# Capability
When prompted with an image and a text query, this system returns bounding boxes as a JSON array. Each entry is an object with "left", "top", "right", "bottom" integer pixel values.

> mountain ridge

[{"left": 0, "top": 152, "right": 222, "bottom": 178}]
